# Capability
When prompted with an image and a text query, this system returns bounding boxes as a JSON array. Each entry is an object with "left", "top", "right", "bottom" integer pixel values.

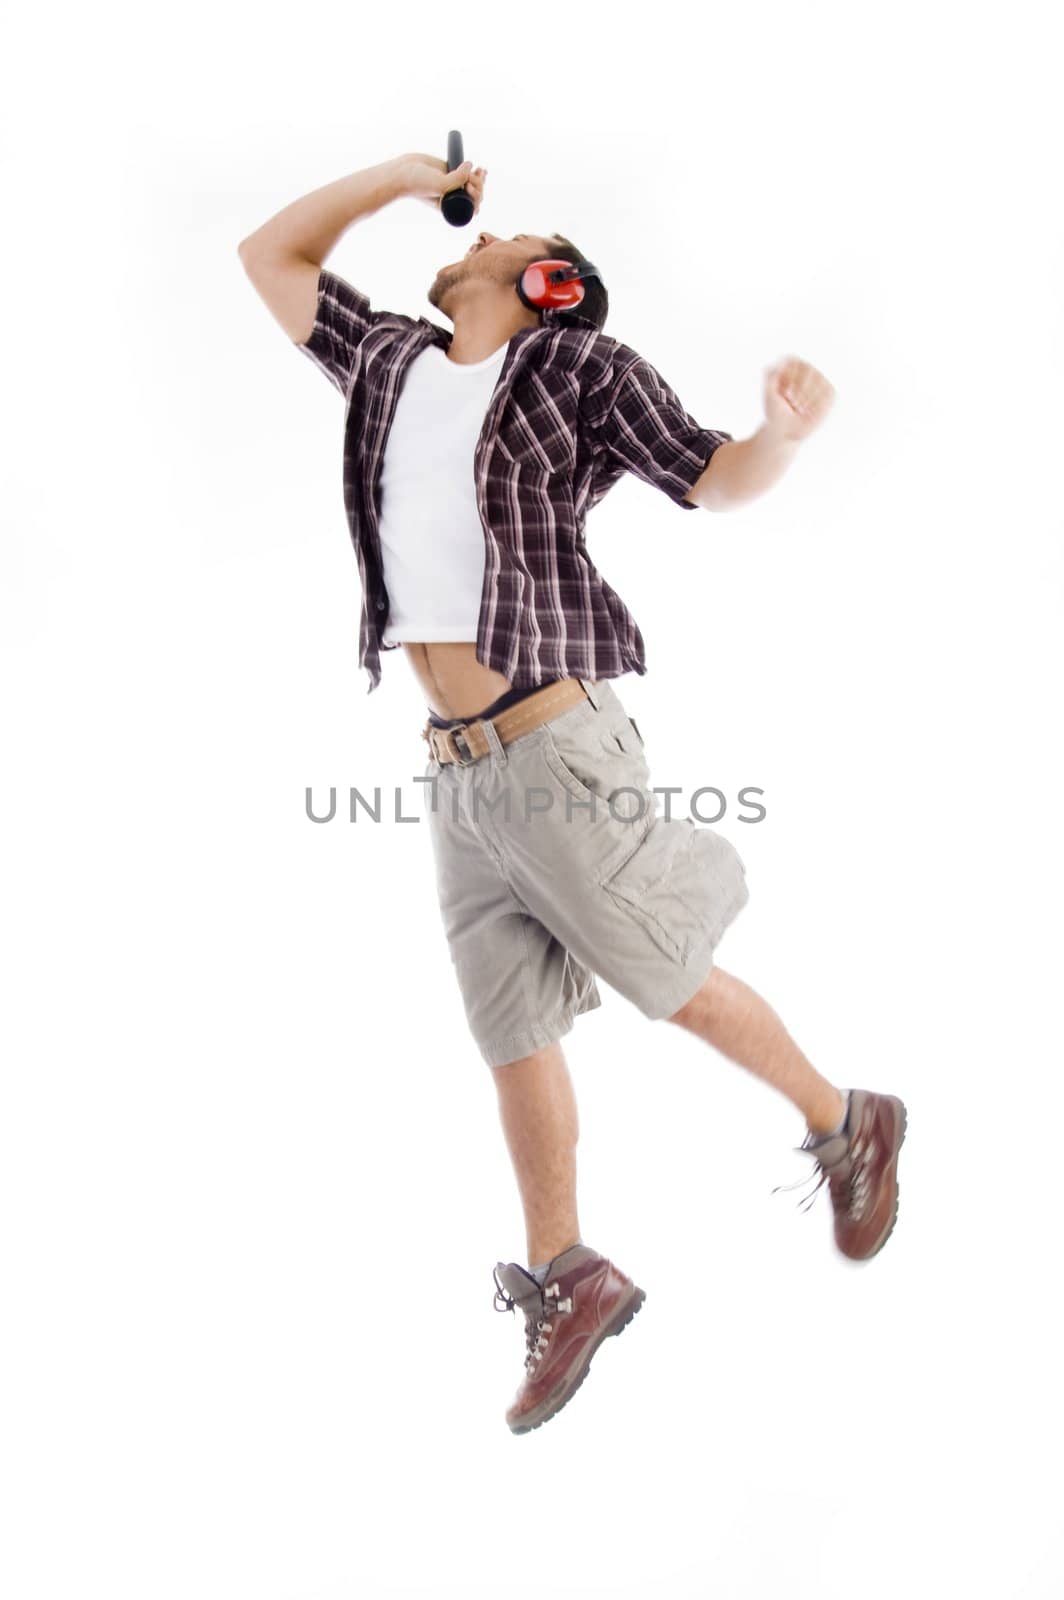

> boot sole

[
  {"left": 508, "top": 1286, "right": 646, "bottom": 1434},
  {"left": 851, "top": 1096, "right": 908, "bottom": 1260}
]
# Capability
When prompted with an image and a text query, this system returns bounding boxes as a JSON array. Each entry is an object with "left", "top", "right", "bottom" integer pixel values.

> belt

[{"left": 421, "top": 678, "right": 592, "bottom": 766}]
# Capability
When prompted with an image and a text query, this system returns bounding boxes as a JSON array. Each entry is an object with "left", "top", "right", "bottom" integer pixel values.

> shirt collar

[{"left": 415, "top": 304, "right": 597, "bottom": 349}]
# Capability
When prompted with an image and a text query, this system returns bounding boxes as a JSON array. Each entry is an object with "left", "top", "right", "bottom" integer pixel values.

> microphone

[{"left": 440, "top": 129, "right": 475, "bottom": 227}]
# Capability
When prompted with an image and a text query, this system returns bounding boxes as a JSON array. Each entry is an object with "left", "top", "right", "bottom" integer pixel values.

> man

[{"left": 238, "top": 150, "right": 907, "bottom": 1435}]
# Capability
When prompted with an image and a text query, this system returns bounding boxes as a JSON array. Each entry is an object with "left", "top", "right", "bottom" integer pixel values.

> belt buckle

[
  {"left": 428, "top": 722, "right": 476, "bottom": 766},
  {"left": 448, "top": 724, "right": 477, "bottom": 766}
]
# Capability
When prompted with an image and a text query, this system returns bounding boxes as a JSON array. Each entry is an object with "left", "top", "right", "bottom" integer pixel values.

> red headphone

[{"left": 515, "top": 256, "right": 604, "bottom": 315}]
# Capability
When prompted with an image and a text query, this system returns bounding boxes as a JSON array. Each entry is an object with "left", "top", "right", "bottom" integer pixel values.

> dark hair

[{"left": 540, "top": 232, "right": 609, "bottom": 332}]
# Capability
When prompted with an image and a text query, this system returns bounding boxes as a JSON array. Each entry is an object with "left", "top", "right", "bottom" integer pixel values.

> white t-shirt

[{"left": 378, "top": 340, "right": 510, "bottom": 645}]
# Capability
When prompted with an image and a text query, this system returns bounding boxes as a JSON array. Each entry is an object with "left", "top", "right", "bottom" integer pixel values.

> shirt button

[{"left": 375, "top": 599, "right": 386, "bottom": 611}]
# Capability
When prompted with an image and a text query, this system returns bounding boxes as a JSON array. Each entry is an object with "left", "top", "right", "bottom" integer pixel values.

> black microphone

[{"left": 440, "top": 129, "right": 475, "bottom": 227}]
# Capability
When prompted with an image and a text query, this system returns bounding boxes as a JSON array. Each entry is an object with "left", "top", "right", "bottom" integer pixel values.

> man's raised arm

[
  {"left": 237, "top": 153, "right": 485, "bottom": 346},
  {"left": 686, "top": 355, "right": 836, "bottom": 511},
  {"left": 237, "top": 157, "right": 411, "bottom": 344}
]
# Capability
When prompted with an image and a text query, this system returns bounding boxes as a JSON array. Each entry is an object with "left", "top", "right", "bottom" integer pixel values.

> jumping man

[{"left": 238, "top": 150, "right": 907, "bottom": 1435}]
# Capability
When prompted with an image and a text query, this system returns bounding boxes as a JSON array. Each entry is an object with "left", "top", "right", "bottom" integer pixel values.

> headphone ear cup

[
  {"left": 517, "top": 259, "right": 587, "bottom": 311},
  {"left": 515, "top": 263, "right": 539, "bottom": 311}
]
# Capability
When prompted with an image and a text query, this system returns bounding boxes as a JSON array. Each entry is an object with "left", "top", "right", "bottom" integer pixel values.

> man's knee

[
  {"left": 490, "top": 1039, "right": 567, "bottom": 1079},
  {"left": 664, "top": 966, "right": 724, "bottom": 1028}
]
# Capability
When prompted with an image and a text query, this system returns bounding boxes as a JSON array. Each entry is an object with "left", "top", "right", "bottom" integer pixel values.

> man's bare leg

[
  {"left": 491, "top": 1042, "right": 581, "bottom": 1267},
  {"left": 491, "top": 972, "right": 842, "bottom": 1262},
  {"left": 667, "top": 966, "right": 847, "bottom": 1136}
]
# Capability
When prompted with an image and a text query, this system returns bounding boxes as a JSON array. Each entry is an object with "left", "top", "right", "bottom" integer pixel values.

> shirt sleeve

[
  {"left": 600, "top": 355, "right": 733, "bottom": 510},
  {"left": 294, "top": 266, "right": 384, "bottom": 398}
]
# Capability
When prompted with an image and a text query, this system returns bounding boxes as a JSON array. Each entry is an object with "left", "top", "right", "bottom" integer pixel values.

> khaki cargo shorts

[{"left": 421, "top": 677, "right": 749, "bottom": 1068}]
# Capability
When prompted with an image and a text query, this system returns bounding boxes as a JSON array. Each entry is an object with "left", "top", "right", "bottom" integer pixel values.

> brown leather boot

[
  {"left": 492, "top": 1243, "right": 645, "bottom": 1433},
  {"left": 774, "top": 1089, "right": 908, "bottom": 1260}
]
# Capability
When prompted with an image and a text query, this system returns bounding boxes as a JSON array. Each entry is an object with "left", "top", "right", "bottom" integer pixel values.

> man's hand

[
  {"left": 762, "top": 356, "right": 836, "bottom": 442},
  {"left": 685, "top": 356, "right": 837, "bottom": 510},
  {"left": 397, "top": 152, "right": 488, "bottom": 214}
]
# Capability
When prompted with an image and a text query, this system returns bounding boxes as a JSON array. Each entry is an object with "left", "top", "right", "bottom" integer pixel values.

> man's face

[{"left": 427, "top": 233, "right": 560, "bottom": 316}]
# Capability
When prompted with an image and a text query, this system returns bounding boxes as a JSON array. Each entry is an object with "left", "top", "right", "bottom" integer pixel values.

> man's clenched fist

[
  {"left": 763, "top": 356, "right": 836, "bottom": 441},
  {"left": 398, "top": 153, "right": 488, "bottom": 214}
]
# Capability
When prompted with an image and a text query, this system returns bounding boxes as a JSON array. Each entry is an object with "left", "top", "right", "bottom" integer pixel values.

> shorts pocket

[
  {"left": 539, "top": 722, "right": 598, "bottom": 805},
  {"left": 601, "top": 818, "right": 749, "bottom": 966},
  {"left": 539, "top": 713, "right": 653, "bottom": 825},
  {"left": 599, "top": 717, "right": 645, "bottom": 765}
]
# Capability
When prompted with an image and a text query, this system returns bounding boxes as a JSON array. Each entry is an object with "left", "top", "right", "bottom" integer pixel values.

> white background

[{"left": 3, "top": 2, "right": 1062, "bottom": 1596}]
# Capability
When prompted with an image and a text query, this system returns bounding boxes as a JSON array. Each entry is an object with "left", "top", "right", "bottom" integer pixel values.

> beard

[
  {"left": 427, "top": 255, "right": 511, "bottom": 315},
  {"left": 426, "top": 261, "right": 465, "bottom": 312}
]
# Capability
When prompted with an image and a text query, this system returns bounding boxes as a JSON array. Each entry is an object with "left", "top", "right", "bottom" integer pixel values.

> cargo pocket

[{"left": 601, "top": 818, "right": 749, "bottom": 967}]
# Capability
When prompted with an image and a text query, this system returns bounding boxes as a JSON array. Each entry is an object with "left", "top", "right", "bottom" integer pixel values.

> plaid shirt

[{"left": 296, "top": 267, "right": 733, "bottom": 693}]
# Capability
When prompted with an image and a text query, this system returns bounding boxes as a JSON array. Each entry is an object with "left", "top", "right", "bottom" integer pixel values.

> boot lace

[
  {"left": 493, "top": 1270, "right": 574, "bottom": 1374},
  {"left": 771, "top": 1129, "right": 877, "bottom": 1222}
]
